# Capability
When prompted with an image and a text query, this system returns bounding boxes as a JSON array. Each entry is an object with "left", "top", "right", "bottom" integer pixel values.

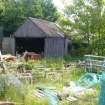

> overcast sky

[
  {"left": 53, "top": 0, "right": 73, "bottom": 12},
  {"left": 53, "top": 0, "right": 64, "bottom": 10}
]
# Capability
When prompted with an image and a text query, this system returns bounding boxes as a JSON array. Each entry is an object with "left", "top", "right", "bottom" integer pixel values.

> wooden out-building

[{"left": 2, "top": 17, "right": 69, "bottom": 57}]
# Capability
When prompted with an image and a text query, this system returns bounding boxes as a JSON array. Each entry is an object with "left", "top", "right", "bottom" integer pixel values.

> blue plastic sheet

[
  {"left": 42, "top": 88, "right": 59, "bottom": 105},
  {"left": 99, "top": 72, "right": 105, "bottom": 105},
  {"left": 77, "top": 73, "right": 100, "bottom": 88},
  {"left": 37, "top": 87, "right": 59, "bottom": 105},
  {"left": 36, "top": 72, "right": 105, "bottom": 105}
]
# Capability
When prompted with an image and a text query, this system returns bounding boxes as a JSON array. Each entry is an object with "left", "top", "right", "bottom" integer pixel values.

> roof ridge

[
  {"left": 28, "top": 17, "right": 49, "bottom": 37},
  {"left": 28, "top": 17, "right": 64, "bottom": 37}
]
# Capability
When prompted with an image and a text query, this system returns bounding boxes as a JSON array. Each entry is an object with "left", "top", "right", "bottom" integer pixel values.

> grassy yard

[{"left": 0, "top": 58, "right": 99, "bottom": 105}]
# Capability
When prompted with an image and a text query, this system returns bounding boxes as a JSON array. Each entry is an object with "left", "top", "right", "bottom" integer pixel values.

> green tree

[
  {"left": 0, "top": 0, "right": 59, "bottom": 36},
  {"left": 42, "top": 0, "right": 59, "bottom": 22},
  {"left": 60, "top": 0, "right": 105, "bottom": 55},
  {"left": 2, "top": 0, "right": 21, "bottom": 36},
  {"left": 19, "top": 0, "right": 43, "bottom": 17},
  {"left": 0, "top": 0, "right": 6, "bottom": 25}
]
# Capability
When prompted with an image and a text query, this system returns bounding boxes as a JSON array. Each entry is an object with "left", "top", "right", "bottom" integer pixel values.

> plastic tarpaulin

[
  {"left": 77, "top": 73, "right": 100, "bottom": 88},
  {"left": 37, "top": 87, "right": 59, "bottom": 105},
  {"left": 99, "top": 72, "right": 105, "bottom": 105}
]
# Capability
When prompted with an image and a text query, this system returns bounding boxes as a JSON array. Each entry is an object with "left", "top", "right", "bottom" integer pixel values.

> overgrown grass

[
  {"left": 64, "top": 56, "right": 84, "bottom": 62},
  {"left": 0, "top": 58, "right": 99, "bottom": 105}
]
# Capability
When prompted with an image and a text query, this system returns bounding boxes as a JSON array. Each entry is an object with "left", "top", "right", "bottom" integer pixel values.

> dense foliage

[
  {"left": 1, "top": 0, "right": 105, "bottom": 55},
  {"left": 58, "top": 0, "right": 105, "bottom": 56},
  {"left": 0, "top": 0, "right": 59, "bottom": 36}
]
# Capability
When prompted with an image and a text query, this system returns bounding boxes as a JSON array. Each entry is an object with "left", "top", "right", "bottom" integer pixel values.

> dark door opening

[{"left": 15, "top": 38, "right": 45, "bottom": 54}]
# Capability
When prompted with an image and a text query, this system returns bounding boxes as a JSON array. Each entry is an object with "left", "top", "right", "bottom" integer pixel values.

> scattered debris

[
  {"left": 66, "top": 96, "right": 77, "bottom": 102},
  {"left": 33, "top": 90, "right": 45, "bottom": 98},
  {"left": 7, "top": 74, "right": 22, "bottom": 87},
  {"left": 0, "top": 101, "right": 15, "bottom": 105},
  {"left": 0, "top": 55, "right": 16, "bottom": 62},
  {"left": 17, "top": 72, "right": 33, "bottom": 84},
  {"left": 23, "top": 51, "right": 41, "bottom": 61},
  {"left": 34, "top": 87, "right": 59, "bottom": 105}
]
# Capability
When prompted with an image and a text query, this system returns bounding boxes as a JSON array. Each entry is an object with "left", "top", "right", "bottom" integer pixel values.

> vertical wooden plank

[
  {"left": 0, "top": 27, "right": 3, "bottom": 49},
  {"left": 65, "top": 38, "right": 70, "bottom": 55},
  {"left": 2, "top": 38, "right": 15, "bottom": 55},
  {"left": 45, "top": 37, "right": 65, "bottom": 57}
]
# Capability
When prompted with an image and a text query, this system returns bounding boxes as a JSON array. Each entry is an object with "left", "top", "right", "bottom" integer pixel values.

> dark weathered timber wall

[
  {"left": 0, "top": 27, "right": 3, "bottom": 49},
  {"left": 15, "top": 20, "right": 46, "bottom": 38},
  {"left": 14, "top": 18, "right": 69, "bottom": 57},
  {"left": 44, "top": 37, "right": 65, "bottom": 57},
  {"left": 65, "top": 38, "right": 71, "bottom": 55},
  {"left": 2, "top": 38, "right": 15, "bottom": 55}
]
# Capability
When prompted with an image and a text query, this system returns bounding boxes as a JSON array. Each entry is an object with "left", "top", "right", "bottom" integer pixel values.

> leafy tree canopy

[
  {"left": 0, "top": 0, "right": 59, "bottom": 36},
  {"left": 58, "top": 0, "right": 105, "bottom": 55}
]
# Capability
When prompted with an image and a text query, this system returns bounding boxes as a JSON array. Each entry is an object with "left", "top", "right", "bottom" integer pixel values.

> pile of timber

[
  {"left": 23, "top": 51, "right": 41, "bottom": 61},
  {"left": 0, "top": 102, "right": 15, "bottom": 105},
  {"left": 0, "top": 55, "right": 16, "bottom": 61}
]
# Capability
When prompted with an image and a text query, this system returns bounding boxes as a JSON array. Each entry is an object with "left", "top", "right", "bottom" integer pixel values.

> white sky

[
  {"left": 53, "top": 0, "right": 73, "bottom": 11},
  {"left": 53, "top": 0, "right": 64, "bottom": 10}
]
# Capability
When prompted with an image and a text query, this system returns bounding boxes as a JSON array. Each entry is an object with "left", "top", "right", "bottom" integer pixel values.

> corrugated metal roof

[{"left": 29, "top": 17, "right": 64, "bottom": 37}]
